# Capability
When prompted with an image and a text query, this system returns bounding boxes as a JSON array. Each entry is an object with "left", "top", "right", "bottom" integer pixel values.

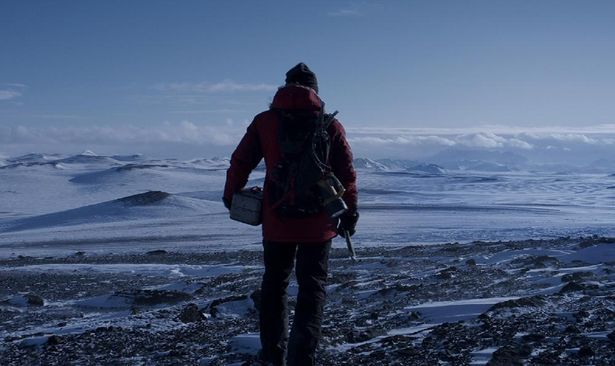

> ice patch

[
  {"left": 74, "top": 294, "right": 133, "bottom": 309},
  {"left": 405, "top": 297, "right": 519, "bottom": 323},
  {"left": 560, "top": 243, "right": 615, "bottom": 264},
  {"left": 229, "top": 333, "right": 260, "bottom": 355},
  {"left": 212, "top": 297, "right": 254, "bottom": 319},
  {"left": 386, "top": 324, "right": 436, "bottom": 336},
  {"left": 19, "top": 336, "right": 50, "bottom": 347},
  {"left": 470, "top": 347, "right": 499, "bottom": 365}
]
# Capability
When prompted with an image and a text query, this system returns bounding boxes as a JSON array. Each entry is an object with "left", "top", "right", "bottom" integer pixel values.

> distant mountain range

[{"left": 3, "top": 149, "right": 615, "bottom": 174}]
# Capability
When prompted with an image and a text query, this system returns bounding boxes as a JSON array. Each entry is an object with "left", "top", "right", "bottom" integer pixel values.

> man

[{"left": 223, "top": 63, "right": 358, "bottom": 365}]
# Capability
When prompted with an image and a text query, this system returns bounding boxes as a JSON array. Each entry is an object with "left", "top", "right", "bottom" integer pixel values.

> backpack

[{"left": 269, "top": 107, "right": 338, "bottom": 217}]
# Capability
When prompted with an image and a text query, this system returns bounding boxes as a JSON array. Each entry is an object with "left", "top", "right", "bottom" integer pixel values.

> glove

[
  {"left": 338, "top": 211, "right": 359, "bottom": 238},
  {"left": 222, "top": 197, "right": 232, "bottom": 210}
]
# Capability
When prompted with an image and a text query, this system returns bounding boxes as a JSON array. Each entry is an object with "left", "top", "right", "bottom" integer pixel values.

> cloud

[
  {"left": 507, "top": 138, "right": 533, "bottom": 149},
  {"left": 457, "top": 133, "right": 505, "bottom": 148},
  {"left": 546, "top": 133, "right": 599, "bottom": 144},
  {"left": 156, "top": 80, "right": 277, "bottom": 93},
  {"left": 348, "top": 135, "right": 456, "bottom": 146},
  {"left": 327, "top": 8, "right": 362, "bottom": 17},
  {"left": 4, "top": 123, "right": 615, "bottom": 163},
  {"left": 0, "top": 122, "right": 242, "bottom": 147},
  {"left": 0, "top": 83, "right": 27, "bottom": 101},
  {"left": 0, "top": 90, "right": 22, "bottom": 100},
  {"left": 347, "top": 130, "right": 533, "bottom": 150}
]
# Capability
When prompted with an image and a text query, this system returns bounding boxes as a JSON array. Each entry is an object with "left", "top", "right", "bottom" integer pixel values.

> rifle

[{"left": 344, "top": 230, "right": 357, "bottom": 262}]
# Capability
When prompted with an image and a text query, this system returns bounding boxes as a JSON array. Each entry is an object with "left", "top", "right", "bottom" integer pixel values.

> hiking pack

[{"left": 269, "top": 106, "right": 348, "bottom": 219}]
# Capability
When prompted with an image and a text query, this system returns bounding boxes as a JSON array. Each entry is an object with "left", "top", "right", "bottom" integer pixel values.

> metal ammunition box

[{"left": 230, "top": 187, "right": 263, "bottom": 226}]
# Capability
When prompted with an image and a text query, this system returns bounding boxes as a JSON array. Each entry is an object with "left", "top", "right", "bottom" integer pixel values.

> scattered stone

[
  {"left": 564, "top": 325, "right": 580, "bottom": 334},
  {"left": 24, "top": 293, "right": 44, "bottom": 306},
  {"left": 346, "top": 327, "right": 386, "bottom": 343},
  {"left": 46, "top": 335, "right": 61, "bottom": 346},
  {"left": 521, "top": 333, "right": 545, "bottom": 342},
  {"left": 178, "top": 303, "right": 205, "bottom": 323},
  {"left": 574, "top": 310, "right": 590, "bottom": 320},
  {"left": 3, "top": 293, "right": 45, "bottom": 307},
  {"left": 578, "top": 236, "right": 615, "bottom": 248},
  {"left": 578, "top": 345, "right": 595, "bottom": 358},
  {"left": 487, "top": 343, "right": 531, "bottom": 365},
  {"left": 559, "top": 281, "right": 585, "bottom": 294},
  {"left": 511, "top": 255, "right": 558, "bottom": 268},
  {"left": 561, "top": 271, "right": 594, "bottom": 283},
  {"left": 437, "top": 266, "right": 458, "bottom": 279},
  {"left": 129, "top": 290, "right": 192, "bottom": 306},
  {"left": 488, "top": 296, "right": 544, "bottom": 311}
]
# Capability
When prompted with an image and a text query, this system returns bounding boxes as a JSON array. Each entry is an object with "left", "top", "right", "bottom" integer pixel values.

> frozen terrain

[
  {"left": 1, "top": 152, "right": 614, "bottom": 257},
  {"left": 1, "top": 152, "right": 614, "bottom": 364},
  {"left": 0, "top": 238, "right": 613, "bottom": 365}
]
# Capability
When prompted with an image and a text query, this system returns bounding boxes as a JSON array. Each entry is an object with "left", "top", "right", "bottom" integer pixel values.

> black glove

[
  {"left": 338, "top": 211, "right": 359, "bottom": 238},
  {"left": 222, "top": 197, "right": 232, "bottom": 210}
]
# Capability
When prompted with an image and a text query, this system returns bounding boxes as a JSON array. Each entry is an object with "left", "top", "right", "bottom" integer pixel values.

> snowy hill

[{"left": 0, "top": 191, "right": 221, "bottom": 233}]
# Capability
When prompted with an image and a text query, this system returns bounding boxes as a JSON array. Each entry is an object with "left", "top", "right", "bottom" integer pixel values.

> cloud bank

[
  {"left": 155, "top": 80, "right": 277, "bottom": 93},
  {"left": 2, "top": 123, "right": 615, "bottom": 164}
]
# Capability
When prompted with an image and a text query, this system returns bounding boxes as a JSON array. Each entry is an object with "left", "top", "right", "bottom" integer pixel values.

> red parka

[{"left": 223, "top": 85, "right": 357, "bottom": 243}]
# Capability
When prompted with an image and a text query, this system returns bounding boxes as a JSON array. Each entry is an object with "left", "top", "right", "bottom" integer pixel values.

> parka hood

[{"left": 270, "top": 85, "right": 323, "bottom": 111}]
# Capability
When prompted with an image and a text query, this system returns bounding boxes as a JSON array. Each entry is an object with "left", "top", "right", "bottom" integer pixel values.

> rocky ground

[{"left": 1, "top": 236, "right": 614, "bottom": 365}]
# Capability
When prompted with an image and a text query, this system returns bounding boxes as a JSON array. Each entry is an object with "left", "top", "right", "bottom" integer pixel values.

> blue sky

[{"left": 2, "top": 0, "right": 615, "bottom": 159}]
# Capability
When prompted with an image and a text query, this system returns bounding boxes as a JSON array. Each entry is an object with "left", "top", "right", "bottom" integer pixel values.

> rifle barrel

[{"left": 344, "top": 230, "right": 357, "bottom": 262}]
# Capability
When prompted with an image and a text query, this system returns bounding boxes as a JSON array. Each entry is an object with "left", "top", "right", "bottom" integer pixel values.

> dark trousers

[{"left": 258, "top": 240, "right": 331, "bottom": 366}]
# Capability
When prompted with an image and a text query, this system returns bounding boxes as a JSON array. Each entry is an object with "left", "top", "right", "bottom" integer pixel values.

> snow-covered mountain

[{"left": 354, "top": 158, "right": 446, "bottom": 174}]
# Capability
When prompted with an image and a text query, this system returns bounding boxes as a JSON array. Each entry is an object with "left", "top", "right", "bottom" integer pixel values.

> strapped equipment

[{"left": 269, "top": 104, "right": 341, "bottom": 218}]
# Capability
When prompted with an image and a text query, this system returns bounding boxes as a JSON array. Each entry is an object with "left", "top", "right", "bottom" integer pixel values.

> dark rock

[
  {"left": 487, "top": 344, "right": 531, "bottom": 365},
  {"left": 24, "top": 293, "right": 44, "bottom": 306},
  {"left": 46, "top": 335, "right": 60, "bottom": 346},
  {"left": 127, "top": 290, "right": 192, "bottom": 306},
  {"left": 73, "top": 251, "right": 86, "bottom": 257},
  {"left": 488, "top": 296, "right": 544, "bottom": 311},
  {"left": 578, "top": 345, "right": 594, "bottom": 358},
  {"left": 437, "top": 266, "right": 458, "bottom": 279},
  {"left": 559, "top": 281, "right": 585, "bottom": 294},
  {"left": 465, "top": 258, "right": 477, "bottom": 267},
  {"left": 607, "top": 330, "right": 615, "bottom": 343},
  {"left": 178, "top": 303, "right": 205, "bottom": 323},
  {"left": 574, "top": 310, "right": 590, "bottom": 320},
  {"left": 146, "top": 249, "right": 168, "bottom": 256},
  {"left": 521, "top": 333, "right": 545, "bottom": 342},
  {"left": 578, "top": 236, "right": 615, "bottom": 248},
  {"left": 511, "top": 255, "right": 558, "bottom": 268},
  {"left": 564, "top": 325, "right": 580, "bottom": 334},
  {"left": 346, "top": 327, "right": 386, "bottom": 343},
  {"left": 561, "top": 272, "right": 594, "bottom": 283}
]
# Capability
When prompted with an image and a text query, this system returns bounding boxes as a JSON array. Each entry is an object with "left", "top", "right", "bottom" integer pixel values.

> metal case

[{"left": 230, "top": 187, "right": 263, "bottom": 226}]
